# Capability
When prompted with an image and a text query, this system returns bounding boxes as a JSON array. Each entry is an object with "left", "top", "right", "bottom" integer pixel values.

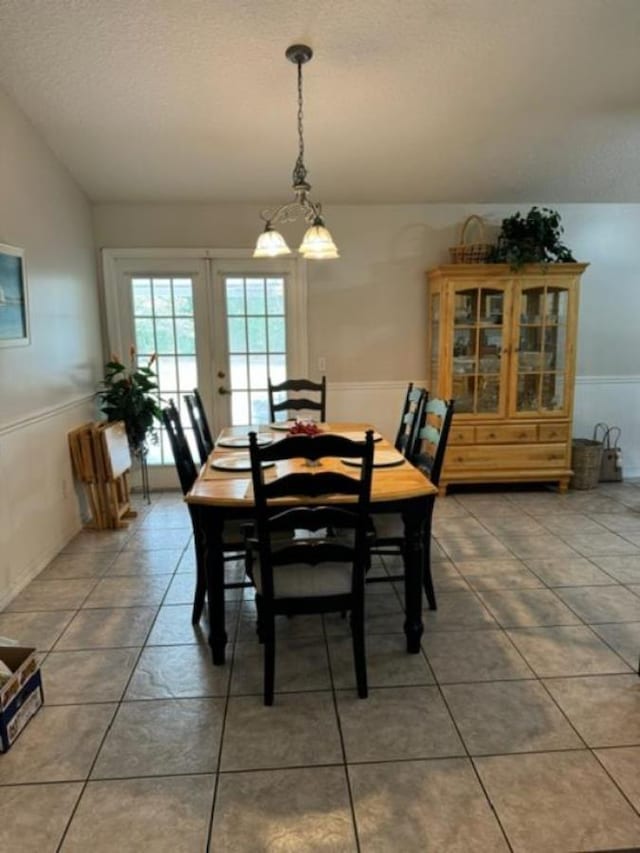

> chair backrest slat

[
  {"left": 395, "top": 384, "right": 428, "bottom": 459},
  {"left": 268, "top": 376, "right": 326, "bottom": 422}
]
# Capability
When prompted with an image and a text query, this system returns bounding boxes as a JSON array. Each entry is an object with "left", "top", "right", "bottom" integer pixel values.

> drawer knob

[
  {"left": 519, "top": 433, "right": 527, "bottom": 439},
  {"left": 488, "top": 433, "right": 496, "bottom": 438}
]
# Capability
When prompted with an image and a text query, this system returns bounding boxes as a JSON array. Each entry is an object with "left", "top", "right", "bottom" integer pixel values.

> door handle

[
  {"left": 217, "top": 370, "right": 226, "bottom": 379},
  {"left": 218, "top": 386, "right": 231, "bottom": 395}
]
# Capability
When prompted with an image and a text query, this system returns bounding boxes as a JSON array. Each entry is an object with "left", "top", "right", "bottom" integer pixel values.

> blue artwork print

[{"left": 0, "top": 247, "right": 28, "bottom": 343}]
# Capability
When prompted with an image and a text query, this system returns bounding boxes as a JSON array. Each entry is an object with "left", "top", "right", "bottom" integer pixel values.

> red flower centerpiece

[{"left": 287, "top": 418, "right": 320, "bottom": 436}]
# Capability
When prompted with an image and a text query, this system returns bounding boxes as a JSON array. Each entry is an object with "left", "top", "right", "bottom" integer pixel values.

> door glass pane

[
  {"left": 477, "top": 378, "right": 499, "bottom": 413},
  {"left": 542, "top": 373, "right": 565, "bottom": 411},
  {"left": 430, "top": 294, "right": 440, "bottom": 388},
  {"left": 519, "top": 287, "right": 545, "bottom": 324},
  {"left": 131, "top": 275, "right": 198, "bottom": 465},
  {"left": 545, "top": 288, "right": 568, "bottom": 323},
  {"left": 453, "top": 375, "right": 475, "bottom": 413},
  {"left": 544, "top": 325, "right": 566, "bottom": 372},
  {"left": 224, "top": 275, "right": 288, "bottom": 426},
  {"left": 518, "top": 327, "right": 543, "bottom": 373},
  {"left": 454, "top": 289, "right": 478, "bottom": 325}
]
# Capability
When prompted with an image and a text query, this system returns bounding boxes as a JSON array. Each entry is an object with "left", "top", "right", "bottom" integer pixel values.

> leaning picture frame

[{"left": 0, "top": 243, "right": 30, "bottom": 347}]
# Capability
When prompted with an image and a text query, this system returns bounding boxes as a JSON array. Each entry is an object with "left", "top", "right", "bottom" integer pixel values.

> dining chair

[
  {"left": 161, "top": 401, "right": 250, "bottom": 625},
  {"left": 368, "top": 396, "right": 455, "bottom": 610},
  {"left": 185, "top": 389, "right": 214, "bottom": 465},
  {"left": 268, "top": 376, "right": 327, "bottom": 423},
  {"left": 246, "top": 430, "right": 374, "bottom": 705}
]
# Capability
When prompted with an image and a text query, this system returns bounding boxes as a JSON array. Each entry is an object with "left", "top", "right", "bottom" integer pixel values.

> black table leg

[
  {"left": 402, "top": 498, "right": 426, "bottom": 653},
  {"left": 197, "top": 507, "right": 228, "bottom": 665}
]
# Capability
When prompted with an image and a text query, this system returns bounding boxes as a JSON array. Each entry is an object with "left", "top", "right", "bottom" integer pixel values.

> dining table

[{"left": 186, "top": 421, "right": 438, "bottom": 665}]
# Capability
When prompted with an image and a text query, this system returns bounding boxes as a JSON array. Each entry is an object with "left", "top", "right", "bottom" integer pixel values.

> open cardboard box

[{"left": 0, "top": 646, "right": 44, "bottom": 752}]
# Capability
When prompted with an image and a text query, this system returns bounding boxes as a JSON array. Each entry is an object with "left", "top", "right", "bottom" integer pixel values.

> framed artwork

[{"left": 0, "top": 243, "right": 30, "bottom": 347}]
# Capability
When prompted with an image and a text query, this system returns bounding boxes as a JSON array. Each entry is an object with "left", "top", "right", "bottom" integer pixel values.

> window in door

[
  {"left": 223, "top": 275, "right": 287, "bottom": 425},
  {"left": 131, "top": 275, "right": 198, "bottom": 464}
]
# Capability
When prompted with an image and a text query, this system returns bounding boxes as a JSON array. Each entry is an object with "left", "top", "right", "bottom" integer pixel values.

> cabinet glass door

[
  {"left": 451, "top": 282, "right": 511, "bottom": 415},
  {"left": 510, "top": 280, "right": 571, "bottom": 417}
]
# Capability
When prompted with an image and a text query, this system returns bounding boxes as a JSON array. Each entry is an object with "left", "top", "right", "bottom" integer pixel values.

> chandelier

[{"left": 253, "top": 44, "right": 339, "bottom": 260}]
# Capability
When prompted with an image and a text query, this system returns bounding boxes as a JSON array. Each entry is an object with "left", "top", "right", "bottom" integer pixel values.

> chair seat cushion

[{"left": 252, "top": 558, "right": 352, "bottom": 599}]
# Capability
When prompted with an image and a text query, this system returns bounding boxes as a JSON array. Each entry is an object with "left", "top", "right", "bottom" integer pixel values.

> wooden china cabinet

[{"left": 427, "top": 263, "right": 588, "bottom": 494}]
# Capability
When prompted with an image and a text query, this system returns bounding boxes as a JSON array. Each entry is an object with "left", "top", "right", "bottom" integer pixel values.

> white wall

[
  {"left": 0, "top": 87, "right": 102, "bottom": 608},
  {"left": 93, "top": 201, "right": 640, "bottom": 473}
]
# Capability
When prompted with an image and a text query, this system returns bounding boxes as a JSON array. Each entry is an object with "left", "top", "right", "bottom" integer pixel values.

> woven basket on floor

[
  {"left": 570, "top": 438, "right": 603, "bottom": 490},
  {"left": 449, "top": 215, "right": 493, "bottom": 263}
]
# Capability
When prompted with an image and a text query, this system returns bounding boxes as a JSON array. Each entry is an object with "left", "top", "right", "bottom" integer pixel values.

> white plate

[
  {"left": 269, "top": 420, "right": 298, "bottom": 431},
  {"left": 330, "top": 430, "right": 382, "bottom": 442},
  {"left": 342, "top": 451, "right": 405, "bottom": 468},
  {"left": 217, "top": 434, "right": 273, "bottom": 448},
  {"left": 211, "top": 455, "right": 275, "bottom": 472}
]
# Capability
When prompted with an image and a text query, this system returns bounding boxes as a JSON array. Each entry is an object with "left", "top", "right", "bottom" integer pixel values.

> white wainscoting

[
  {"left": 0, "top": 395, "right": 95, "bottom": 610},
  {"left": 574, "top": 376, "right": 640, "bottom": 478}
]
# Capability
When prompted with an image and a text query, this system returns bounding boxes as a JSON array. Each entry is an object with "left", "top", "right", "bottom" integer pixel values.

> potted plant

[
  {"left": 488, "top": 207, "right": 576, "bottom": 270},
  {"left": 97, "top": 346, "right": 162, "bottom": 456}
]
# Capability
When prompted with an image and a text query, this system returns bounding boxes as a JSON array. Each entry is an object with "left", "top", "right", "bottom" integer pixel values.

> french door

[{"left": 102, "top": 251, "right": 307, "bottom": 488}]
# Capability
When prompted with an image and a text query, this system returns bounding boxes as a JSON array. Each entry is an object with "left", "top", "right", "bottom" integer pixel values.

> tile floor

[{"left": 1, "top": 484, "right": 640, "bottom": 852}]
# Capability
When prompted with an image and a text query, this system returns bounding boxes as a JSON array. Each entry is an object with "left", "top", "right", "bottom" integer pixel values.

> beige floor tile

[
  {"left": 122, "top": 528, "right": 192, "bottom": 551},
  {"left": 328, "top": 632, "right": 434, "bottom": 689},
  {"left": 324, "top": 593, "right": 405, "bottom": 636},
  {"left": 42, "top": 647, "right": 139, "bottom": 704},
  {"left": 524, "top": 556, "right": 615, "bottom": 587},
  {"left": 213, "top": 767, "right": 357, "bottom": 852},
  {"left": 423, "top": 629, "right": 533, "bottom": 683},
  {"left": 595, "top": 746, "right": 640, "bottom": 811},
  {"left": 62, "top": 775, "right": 214, "bottom": 853},
  {"left": 438, "top": 536, "right": 512, "bottom": 561},
  {"left": 478, "top": 589, "right": 581, "bottom": 628},
  {"left": 454, "top": 559, "right": 543, "bottom": 591},
  {"left": 54, "top": 606, "right": 157, "bottom": 649},
  {"left": 221, "top": 691, "right": 342, "bottom": 770},
  {"left": 475, "top": 750, "right": 640, "bottom": 853},
  {"left": 561, "top": 532, "right": 640, "bottom": 557},
  {"left": 350, "top": 758, "right": 509, "bottom": 853},
  {"left": 506, "top": 625, "right": 633, "bottom": 677},
  {"left": 0, "top": 783, "right": 82, "bottom": 853},
  {"left": 591, "top": 621, "right": 640, "bottom": 667},
  {"left": 162, "top": 571, "right": 199, "bottom": 605},
  {"left": 337, "top": 686, "right": 464, "bottom": 763},
  {"left": 499, "top": 535, "right": 578, "bottom": 560},
  {"left": 126, "top": 642, "right": 230, "bottom": 698},
  {"left": 38, "top": 552, "right": 116, "bottom": 580},
  {"left": 543, "top": 674, "right": 640, "bottom": 747},
  {"left": 146, "top": 604, "right": 220, "bottom": 646},
  {"left": 422, "top": 591, "right": 497, "bottom": 632},
  {"left": 0, "top": 609, "right": 74, "bottom": 650},
  {"left": 538, "top": 513, "right": 608, "bottom": 536},
  {"left": 107, "top": 549, "right": 184, "bottom": 575},
  {"left": 138, "top": 510, "right": 191, "bottom": 529},
  {"left": 443, "top": 680, "right": 582, "bottom": 755},
  {"left": 594, "top": 513, "right": 640, "bottom": 535},
  {"left": 554, "top": 584, "right": 640, "bottom": 623},
  {"left": 231, "top": 637, "right": 331, "bottom": 695},
  {"left": 92, "top": 698, "right": 224, "bottom": 778},
  {"left": 83, "top": 574, "right": 172, "bottom": 608},
  {"left": 5, "top": 579, "right": 97, "bottom": 611},
  {"left": 0, "top": 704, "right": 116, "bottom": 784},
  {"left": 61, "top": 530, "right": 130, "bottom": 553}
]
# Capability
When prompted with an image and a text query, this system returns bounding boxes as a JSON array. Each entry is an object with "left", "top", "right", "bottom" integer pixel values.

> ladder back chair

[
  {"left": 268, "top": 376, "right": 327, "bottom": 423},
  {"left": 185, "top": 389, "right": 214, "bottom": 465},
  {"left": 368, "top": 396, "right": 454, "bottom": 610},
  {"left": 162, "top": 401, "right": 249, "bottom": 625},
  {"left": 247, "top": 430, "right": 374, "bottom": 705}
]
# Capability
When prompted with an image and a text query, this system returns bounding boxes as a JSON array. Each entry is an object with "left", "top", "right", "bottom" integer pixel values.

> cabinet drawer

[
  {"left": 538, "top": 423, "right": 570, "bottom": 442},
  {"left": 448, "top": 426, "right": 475, "bottom": 445},
  {"left": 446, "top": 443, "right": 568, "bottom": 471},
  {"left": 475, "top": 425, "right": 537, "bottom": 444}
]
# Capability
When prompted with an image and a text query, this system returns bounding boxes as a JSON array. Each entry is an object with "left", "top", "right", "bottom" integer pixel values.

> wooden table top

[{"left": 186, "top": 422, "right": 437, "bottom": 508}]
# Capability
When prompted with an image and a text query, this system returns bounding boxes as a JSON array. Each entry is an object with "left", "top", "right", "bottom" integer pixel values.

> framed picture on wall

[{"left": 0, "top": 243, "right": 30, "bottom": 347}]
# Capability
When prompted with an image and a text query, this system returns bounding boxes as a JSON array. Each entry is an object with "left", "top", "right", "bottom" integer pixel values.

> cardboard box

[{"left": 0, "top": 647, "right": 44, "bottom": 752}]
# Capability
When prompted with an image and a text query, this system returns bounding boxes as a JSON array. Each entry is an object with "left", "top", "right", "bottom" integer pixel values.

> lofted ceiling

[{"left": 1, "top": 0, "right": 639, "bottom": 204}]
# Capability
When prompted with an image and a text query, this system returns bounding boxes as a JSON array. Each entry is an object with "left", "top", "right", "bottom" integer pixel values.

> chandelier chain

[{"left": 292, "top": 59, "right": 307, "bottom": 187}]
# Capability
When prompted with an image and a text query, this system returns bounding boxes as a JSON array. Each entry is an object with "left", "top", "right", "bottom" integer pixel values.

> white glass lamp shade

[
  {"left": 253, "top": 227, "right": 291, "bottom": 258},
  {"left": 298, "top": 223, "right": 339, "bottom": 259}
]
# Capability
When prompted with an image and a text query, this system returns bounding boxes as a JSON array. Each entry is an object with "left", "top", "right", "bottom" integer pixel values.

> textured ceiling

[{"left": 1, "top": 0, "right": 639, "bottom": 204}]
